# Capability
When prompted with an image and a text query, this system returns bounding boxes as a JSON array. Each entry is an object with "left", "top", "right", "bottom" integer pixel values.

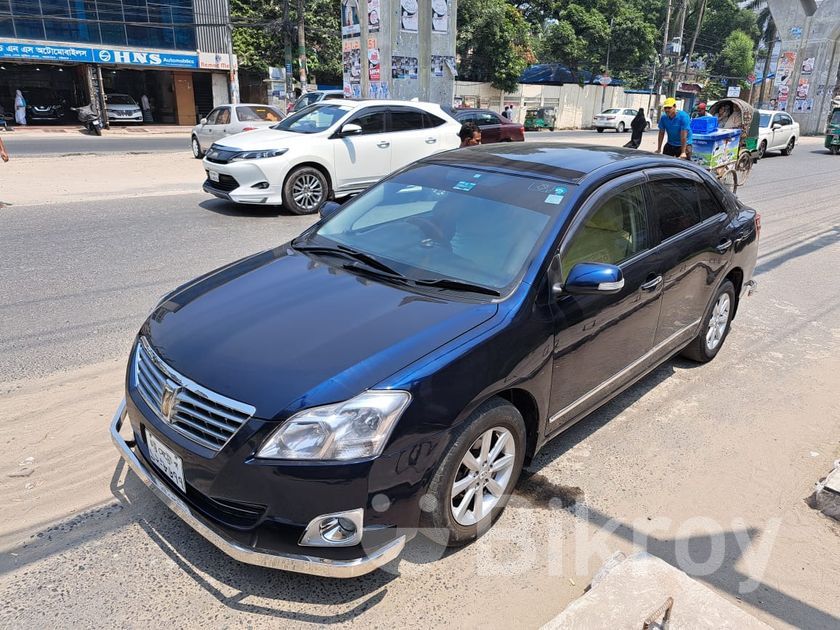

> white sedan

[
  {"left": 592, "top": 108, "right": 649, "bottom": 133},
  {"left": 202, "top": 100, "right": 461, "bottom": 214},
  {"left": 756, "top": 109, "right": 799, "bottom": 159},
  {"left": 192, "top": 104, "right": 285, "bottom": 158}
]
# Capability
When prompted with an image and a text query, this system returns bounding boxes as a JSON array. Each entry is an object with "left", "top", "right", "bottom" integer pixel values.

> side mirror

[
  {"left": 200, "top": 118, "right": 208, "bottom": 125},
  {"left": 340, "top": 123, "right": 362, "bottom": 136},
  {"left": 319, "top": 200, "right": 342, "bottom": 220},
  {"left": 771, "top": 122, "right": 781, "bottom": 129},
  {"left": 557, "top": 262, "right": 625, "bottom": 296}
]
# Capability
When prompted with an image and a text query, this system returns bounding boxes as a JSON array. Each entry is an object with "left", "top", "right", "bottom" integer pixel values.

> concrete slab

[
  {"left": 812, "top": 460, "right": 840, "bottom": 521},
  {"left": 542, "top": 553, "right": 771, "bottom": 630}
]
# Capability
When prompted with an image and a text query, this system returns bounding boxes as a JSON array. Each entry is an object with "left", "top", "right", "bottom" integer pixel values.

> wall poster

[
  {"left": 400, "top": 0, "right": 418, "bottom": 32},
  {"left": 432, "top": 0, "right": 449, "bottom": 33},
  {"left": 392, "top": 55, "right": 419, "bottom": 79},
  {"left": 775, "top": 51, "right": 796, "bottom": 87},
  {"left": 801, "top": 57, "right": 815, "bottom": 75},
  {"left": 341, "top": 0, "right": 361, "bottom": 38},
  {"left": 368, "top": 0, "right": 380, "bottom": 33}
]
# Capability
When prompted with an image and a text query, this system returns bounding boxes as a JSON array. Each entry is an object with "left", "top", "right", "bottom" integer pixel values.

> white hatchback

[
  {"left": 202, "top": 100, "right": 461, "bottom": 214},
  {"left": 756, "top": 110, "right": 799, "bottom": 159},
  {"left": 592, "top": 108, "right": 649, "bottom": 133}
]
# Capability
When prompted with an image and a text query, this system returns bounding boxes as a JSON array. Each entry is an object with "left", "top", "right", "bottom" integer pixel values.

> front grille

[
  {"left": 134, "top": 338, "right": 255, "bottom": 451},
  {"left": 205, "top": 172, "right": 239, "bottom": 192}
]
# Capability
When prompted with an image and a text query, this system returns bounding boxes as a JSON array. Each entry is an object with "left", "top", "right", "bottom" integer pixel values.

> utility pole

[
  {"left": 283, "top": 0, "right": 294, "bottom": 106},
  {"left": 683, "top": 0, "right": 707, "bottom": 90},
  {"left": 669, "top": 0, "right": 688, "bottom": 98},
  {"left": 600, "top": 17, "right": 615, "bottom": 112},
  {"left": 297, "top": 0, "right": 308, "bottom": 93},
  {"left": 654, "top": 0, "right": 673, "bottom": 114}
]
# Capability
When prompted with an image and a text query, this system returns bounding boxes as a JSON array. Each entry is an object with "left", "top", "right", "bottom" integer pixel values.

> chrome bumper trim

[{"left": 110, "top": 400, "right": 405, "bottom": 578}]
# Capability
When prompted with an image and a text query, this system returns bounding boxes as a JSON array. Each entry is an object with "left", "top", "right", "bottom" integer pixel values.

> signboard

[
  {"left": 199, "top": 52, "right": 237, "bottom": 70},
  {"left": 341, "top": 0, "right": 361, "bottom": 38},
  {"left": 0, "top": 40, "right": 198, "bottom": 68},
  {"left": 432, "top": 0, "right": 449, "bottom": 33},
  {"left": 726, "top": 86, "right": 741, "bottom": 98},
  {"left": 400, "top": 0, "right": 419, "bottom": 32}
]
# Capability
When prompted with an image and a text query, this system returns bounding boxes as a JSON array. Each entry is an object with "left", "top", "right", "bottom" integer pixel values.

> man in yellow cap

[{"left": 656, "top": 97, "right": 692, "bottom": 159}]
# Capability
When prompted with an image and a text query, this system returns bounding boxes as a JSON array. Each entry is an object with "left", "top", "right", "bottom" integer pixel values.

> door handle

[
  {"left": 640, "top": 275, "right": 663, "bottom": 291},
  {"left": 377, "top": 141, "right": 390, "bottom": 148},
  {"left": 716, "top": 239, "right": 733, "bottom": 254},
  {"left": 425, "top": 137, "right": 437, "bottom": 144}
]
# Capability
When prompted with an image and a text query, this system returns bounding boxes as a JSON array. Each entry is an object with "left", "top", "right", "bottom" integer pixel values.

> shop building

[{"left": 0, "top": 0, "right": 237, "bottom": 125}]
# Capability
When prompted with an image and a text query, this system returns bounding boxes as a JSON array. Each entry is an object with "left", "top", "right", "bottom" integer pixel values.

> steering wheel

[{"left": 406, "top": 216, "right": 452, "bottom": 251}]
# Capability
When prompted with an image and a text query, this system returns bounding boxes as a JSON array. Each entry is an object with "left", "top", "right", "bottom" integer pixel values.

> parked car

[
  {"left": 202, "top": 100, "right": 461, "bottom": 214},
  {"left": 755, "top": 109, "right": 799, "bottom": 159},
  {"left": 24, "top": 88, "right": 68, "bottom": 122},
  {"left": 191, "top": 104, "right": 285, "bottom": 158},
  {"left": 111, "top": 143, "right": 759, "bottom": 577},
  {"left": 105, "top": 94, "right": 143, "bottom": 124},
  {"left": 593, "top": 108, "right": 649, "bottom": 133},
  {"left": 291, "top": 89, "right": 345, "bottom": 113},
  {"left": 451, "top": 108, "right": 525, "bottom": 143}
]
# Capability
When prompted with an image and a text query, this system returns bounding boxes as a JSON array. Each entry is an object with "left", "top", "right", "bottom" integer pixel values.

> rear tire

[
  {"left": 757, "top": 140, "right": 767, "bottom": 160},
  {"left": 681, "top": 280, "right": 736, "bottom": 363},
  {"left": 781, "top": 137, "right": 795, "bottom": 156},
  {"left": 596, "top": 127, "right": 604, "bottom": 133},
  {"left": 282, "top": 166, "right": 329, "bottom": 215},
  {"left": 420, "top": 397, "right": 526, "bottom": 547},
  {"left": 617, "top": 122, "right": 625, "bottom": 133}
]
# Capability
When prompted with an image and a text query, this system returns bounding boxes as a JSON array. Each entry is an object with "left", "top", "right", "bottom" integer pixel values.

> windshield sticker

[
  {"left": 554, "top": 186, "right": 567, "bottom": 196},
  {"left": 544, "top": 194, "right": 564, "bottom": 204},
  {"left": 454, "top": 181, "right": 476, "bottom": 191}
]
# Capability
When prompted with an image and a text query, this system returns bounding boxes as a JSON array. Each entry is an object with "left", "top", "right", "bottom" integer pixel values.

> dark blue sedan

[{"left": 111, "top": 143, "right": 759, "bottom": 577}]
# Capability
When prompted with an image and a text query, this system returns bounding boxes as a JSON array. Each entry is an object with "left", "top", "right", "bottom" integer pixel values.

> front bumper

[
  {"left": 593, "top": 120, "right": 619, "bottom": 129},
  {"left": 110, "top": 400, "right": 406, "bottom": 577},
  {"left": 202, "top": 158, "right": 288, "bottom": 204}
]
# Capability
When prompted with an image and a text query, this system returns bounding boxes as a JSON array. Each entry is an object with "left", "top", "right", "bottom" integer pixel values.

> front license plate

[
  {"left": 208, "top": 170, "right": 220, "bottom": 182},
  {"left": 147, "top": 432, "right": 186, "bottom": 493}
]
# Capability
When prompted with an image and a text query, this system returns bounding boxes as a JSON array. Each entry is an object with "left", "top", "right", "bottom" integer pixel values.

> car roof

[{"left": 424, "top": 143, "right": 691, "bottom": 184}]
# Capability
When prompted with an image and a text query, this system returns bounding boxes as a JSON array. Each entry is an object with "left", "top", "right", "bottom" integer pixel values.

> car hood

[
  {"left": 143, "top": 246, "right": 497, "bottom": 419},
  {"left": 214, "top": 127, "right": 316, "bottom": 150}
]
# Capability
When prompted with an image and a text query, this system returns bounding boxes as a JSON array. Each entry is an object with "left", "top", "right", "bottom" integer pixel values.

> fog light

[
  {"left": 300, "top": 508, "right": 363, "bottom": 547},
  {"left": 251, "top": 181, "right": 269, "bottom": 189}
]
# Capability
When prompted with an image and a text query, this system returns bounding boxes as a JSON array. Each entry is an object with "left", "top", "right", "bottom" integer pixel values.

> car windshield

[
  {"left": 311, "top": 165, "right": 570, "bottom": 292},
  {"left": 831, "top": 110, "right": 840, "bottom": 126},
  {"left": 759, "top": 113, "right": 771, "bottom": 127},
  {"left": 272, "top": 104, "right": 352, "bottom": 133},
  {"left": 107, "top": 95, "right": 136, "bottom": 105},
  {"left": 237, "top": 105, "right": 282, "bottom": 122},
  {"left": 602, "top": 109, "right": 621, "bottom": 114}
]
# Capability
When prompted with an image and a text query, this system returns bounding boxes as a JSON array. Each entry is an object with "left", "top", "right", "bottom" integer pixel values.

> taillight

[
  {"left": 242, "top": 126, "right": 257, "bottom": 132},
  {"left": 755, "top": 212, "right": 761, "bottom": 239}
]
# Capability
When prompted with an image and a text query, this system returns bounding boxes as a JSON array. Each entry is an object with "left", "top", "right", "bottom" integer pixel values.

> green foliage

[
  {"left": 718, "top": 30, "right": 755, "bottom": 78},
  {"left": 458, "top": 0, "right": 535, "bottom": 92}
]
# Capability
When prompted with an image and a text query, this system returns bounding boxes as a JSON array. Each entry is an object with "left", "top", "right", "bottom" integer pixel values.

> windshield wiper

[
  {"left": 293, "top": 243, "right": 404, "bottom": 277},
  {"left": 413, "top": 278, "right": 500, "bottom": 296}
]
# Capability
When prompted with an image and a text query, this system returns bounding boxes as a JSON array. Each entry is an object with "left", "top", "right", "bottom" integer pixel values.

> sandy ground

[
  {"left": 0, "top": 152, "right": 204, "bottom": 207},
  {"left": 1, "top": 134, "right": 838, "bottom": 628}
]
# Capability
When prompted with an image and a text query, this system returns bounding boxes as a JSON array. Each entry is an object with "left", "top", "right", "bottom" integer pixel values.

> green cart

[
  {"left": 825, "top": 106, "right": 840, "bottom": 154},
  {"left": 524, "top": 107, "right": 557, "bottom": 131}
]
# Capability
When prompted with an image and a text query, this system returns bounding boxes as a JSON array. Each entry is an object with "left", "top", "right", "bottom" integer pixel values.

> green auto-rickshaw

[
  {"left": 825, "top": 106, "right": 840, "bottom": 154},
  {"left": 524, "top": 107, "right": 557, "bottom": 131}
]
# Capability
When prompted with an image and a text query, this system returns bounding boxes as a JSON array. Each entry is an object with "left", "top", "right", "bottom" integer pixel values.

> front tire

[
  {"left": 191, "top": 136, "right": 204, "bottom": 159},
  {"left": 282, "top": 166, "right": 329, "bottom": 215},
  {"left": 781, "top": 137, "right": 795, "bottom": 156},
  {"left": 420, "top": 397, "right": 526, "bottom": 547},
  {"left": 681, "top": 280, "right": 736, "bottom": 363},
  {"left": 596, "top": 127, "right": 604, "bottom": 133},
  {"left": 757, "top": 140, "right": 767, "bottom": 160}
]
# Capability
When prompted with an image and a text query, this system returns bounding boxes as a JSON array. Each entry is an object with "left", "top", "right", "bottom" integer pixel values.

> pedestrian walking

[
  {"left": 655, "top": 97, "right": 692, "bottom": 160},
  {"left": 502, "top": 105, "right": 511, "bottom": 120},
  {"left": 623, "top": 108, "right": 647, "bottom": 149},
  {"left": 141, "top": 93, "right": 153, "bottom": 123},
  {"left": 458, "top": 122, "right": 481, "bottom": 147},
  {"left": 14, "top": 90, "right": 26, "bottom": 126},
  {"left": 0, "top": 135, "right": 8, "bottom": 162}
]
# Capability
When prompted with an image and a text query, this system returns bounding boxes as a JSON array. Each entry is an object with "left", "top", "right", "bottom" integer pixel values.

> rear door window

[
  {"left": 647, "top": 178, "right": 703, "bottom": 240},
  {"left": 423, "top": 112, "right": 446, "bottom": 128},
  {"left": 476, "top": 112, "right": 499, "bottom": 126},
  {"left": 390, "top": 108, "right": 425, "bottom": 132}
]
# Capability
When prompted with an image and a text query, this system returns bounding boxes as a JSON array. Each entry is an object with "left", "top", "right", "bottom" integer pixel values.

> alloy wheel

[
  {"left": 705, "top": 293, "right": 731, "bottom": 352},
  {"left": 758, "top": 141, "right": 766, "bottom": 160},
  {"left": 785, "top": 138, "right": 795, "bottom": 155},
  {"left": 450, "top": 426, "right": 516, "bottom": 527},
  {"left": 291, "top": 173, "right": 324, "bottom": 211},
  {"left": 192, "top": 137, "right": 201, "bottom": 158}
]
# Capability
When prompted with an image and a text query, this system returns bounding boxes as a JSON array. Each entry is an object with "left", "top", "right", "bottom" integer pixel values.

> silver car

[
  {"left": 191, "top": 104, "right": 286, "bottom": 158},
  {"left": 105, "top": 93, "right": 143, "bottom": 124}
]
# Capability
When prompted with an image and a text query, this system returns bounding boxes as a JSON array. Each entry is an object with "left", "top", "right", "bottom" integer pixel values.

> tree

[
  {"left": 718, "top": 31, "right": 755, "bottom": 78},
  {"left": 458, "top": 0, "right": 535, "bottom": 92}
]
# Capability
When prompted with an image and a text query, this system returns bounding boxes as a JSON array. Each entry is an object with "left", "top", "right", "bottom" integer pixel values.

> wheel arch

[
  {"left": 724, "top": 267, "right": 744, "bottom": 318},
  {"left": 493, "top": 388, "right": 541, "bottom": 463}
]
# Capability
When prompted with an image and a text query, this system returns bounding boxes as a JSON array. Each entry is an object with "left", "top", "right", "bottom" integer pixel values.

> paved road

[
  {"left": 2, "top": 133, "right": 190, "bottom": 156},
  {"left": 1, "top": 137, "right": 839, "bottom": 629}
]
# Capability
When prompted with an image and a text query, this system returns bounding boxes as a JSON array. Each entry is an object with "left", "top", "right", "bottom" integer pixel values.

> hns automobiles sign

[{"left": 0, "top": 41, "right": 198, "bottom": 69}]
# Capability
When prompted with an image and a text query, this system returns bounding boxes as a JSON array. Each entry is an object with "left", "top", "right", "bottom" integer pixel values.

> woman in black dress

[{"left": 624, "top": 108, "right": 647, "bottom": 149}]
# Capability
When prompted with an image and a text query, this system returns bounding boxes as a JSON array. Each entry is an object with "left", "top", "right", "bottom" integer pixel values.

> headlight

[
  {"left": 230, "top": 148, "right": 288, "bottom": 161},
  {"left": 256, "top": 391, "right": 411, "bottom": 461}
]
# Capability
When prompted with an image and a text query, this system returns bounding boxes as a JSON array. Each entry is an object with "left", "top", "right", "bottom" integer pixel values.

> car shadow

[{"left": 198, "top": 198, "right": 291, "bottom": 218}]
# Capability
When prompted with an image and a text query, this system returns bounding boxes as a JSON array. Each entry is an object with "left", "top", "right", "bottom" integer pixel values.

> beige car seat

[{"left": 561, "top": 197, "right": 632, "bottom": 279}]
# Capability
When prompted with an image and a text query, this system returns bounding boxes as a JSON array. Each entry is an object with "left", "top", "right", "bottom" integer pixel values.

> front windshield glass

[
  {"left": 831, "top": 110, "right": 840, "bottom": 126},
  {"left": 272, "top": 103, "right": 352, "bottom": 133},
  {"left": 107, "top": 94, "right": 135, "bottom": 105},
  {"left": 312, "top": 165, "right": 570, "bottom": 291},
  {"left": 759, "top": 113, "right": 771, "bottom": 127}
]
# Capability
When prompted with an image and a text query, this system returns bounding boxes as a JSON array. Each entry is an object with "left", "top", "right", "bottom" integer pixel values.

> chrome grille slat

[
  {"left": 174, "top": 403, "right": 239, "bottom": 433},
  {"left": 133, "top": 338, "right": 255, "bottom": 452},
  {"left": 177, "top": 390, "right": 249, "bottom": 424}
]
